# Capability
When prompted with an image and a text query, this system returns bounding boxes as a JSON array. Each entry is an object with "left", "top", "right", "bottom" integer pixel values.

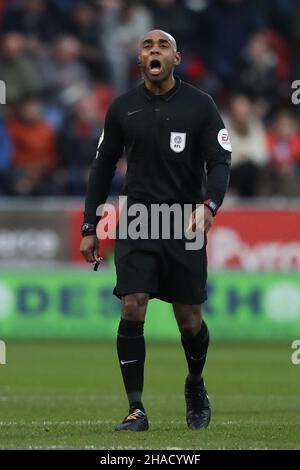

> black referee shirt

[{"left": 84, "top": 77, "right": 231, "bottom": 225}]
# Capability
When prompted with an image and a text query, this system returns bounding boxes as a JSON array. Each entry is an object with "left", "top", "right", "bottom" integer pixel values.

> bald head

[
  {"left": 140, "top": 30, "right": 177, "bottom": 52},
  {"left": 138, "top": 28, "right": 181, "bottom": 87}
]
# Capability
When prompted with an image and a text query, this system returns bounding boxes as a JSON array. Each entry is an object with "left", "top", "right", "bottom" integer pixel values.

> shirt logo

[
  {"left": 217, "top": 128, "right": 232, "bottom": 152},
  {"left": 127, "top": 109, "right": 143, "bottom": 116},
  {"left": 120, "top": 359, "right": 138, "bottom": 365},
  {"left": 170, "top": 132, "right": 186, "bottom": 153}
]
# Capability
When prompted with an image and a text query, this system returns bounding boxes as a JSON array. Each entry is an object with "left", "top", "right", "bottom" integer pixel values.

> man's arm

[
  {"left": 83, "top": 100, "right": 124, "bottom": 226},
  {"left": 81, "top": 100, "right": 124, "bottom": 263},
  {"left": 187, "top": 96, "right": 231, "bottom": 235},
  {"left": 202, "top": 95, "right": 231, "bottom": 211}
]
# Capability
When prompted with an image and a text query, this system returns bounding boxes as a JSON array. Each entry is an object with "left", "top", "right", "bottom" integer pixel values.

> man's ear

[
  {"left": 137, "top": 55, "right": 142, "bottom": 66},
  {"left": 174, "top": 51, "right": 181, "bottom": 66}
]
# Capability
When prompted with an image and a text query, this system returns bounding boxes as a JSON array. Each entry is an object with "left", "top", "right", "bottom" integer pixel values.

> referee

[{"left": 80, "top": 30, "right": 231, "bottom": 432}]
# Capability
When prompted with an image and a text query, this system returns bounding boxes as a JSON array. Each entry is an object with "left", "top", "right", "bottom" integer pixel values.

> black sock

[
  {"left": 181, "top": 320, "right": 209, "bottom": 382},
  {"left": 117, "top": 318, "right": 146, "bottom": 413}
]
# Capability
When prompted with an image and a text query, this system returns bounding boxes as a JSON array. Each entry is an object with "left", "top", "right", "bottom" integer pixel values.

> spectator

[
  {"left": 226, "top": 95, "right": 268, "bottom": 197},
  {"left": 3, "top": 0, "right": 62, "bottom": 41},
  {"left": 57, "top": 93, "right": 103, "bottom": 195},
  {"left": 7, "top": 97, "right": 58, "bottom": 195},
  {"left": 203, "top": 0, "right": 264, "bottom": 85},
  {"left": 236, "top": 31, "right": 280, "bottom": 117},
  {"left": 264, "top": 0, "right": 297, "bottom": 37},
  {"left": 265, "top": 110, "right": 300, "bottom": 195},
  {"left": 150, "top": 0, "right": 194, "bottom": 52},
  {"left": 100, "top": 0, "right": 153, "bottom": 94},
  {"left": 36, "top": 35, "right": 93, "bottom": 109},
  {"left": 0, "top": 32, "right": 44, "bottom": 105},
  {"left": 68, "top": 2, "right": 109, "bottom": 81}
]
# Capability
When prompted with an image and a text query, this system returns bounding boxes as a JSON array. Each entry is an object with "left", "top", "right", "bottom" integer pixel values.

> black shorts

[{"left": 113, "top": 234, "right": 207, "bottom": 305}]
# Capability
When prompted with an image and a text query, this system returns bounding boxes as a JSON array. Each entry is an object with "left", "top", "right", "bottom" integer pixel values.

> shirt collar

[{"left": 142, "top": 76, "right": 181, "bottom": 101}]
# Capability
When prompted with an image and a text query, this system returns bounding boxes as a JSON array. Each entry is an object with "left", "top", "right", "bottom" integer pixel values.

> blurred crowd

[{"left": 1, "top": 0, "right": 300, "bottom": 198}]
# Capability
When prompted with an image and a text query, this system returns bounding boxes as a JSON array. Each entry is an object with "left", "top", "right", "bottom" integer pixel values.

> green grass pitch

[{"left": 0, "top": 340, "right": 299, "bottom": 450}]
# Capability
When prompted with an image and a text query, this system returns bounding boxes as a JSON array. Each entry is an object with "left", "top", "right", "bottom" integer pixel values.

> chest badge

[{"left": 170, "top": 132, "right": 186, "bottom": 153}]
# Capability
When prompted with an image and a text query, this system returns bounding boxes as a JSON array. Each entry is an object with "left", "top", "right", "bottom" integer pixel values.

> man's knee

[
  {"left": 121, "top": 293, "right": 149, "bottom": 321},
  {"left": 175, "top": 304, "right": 202, "bottom": 337}
]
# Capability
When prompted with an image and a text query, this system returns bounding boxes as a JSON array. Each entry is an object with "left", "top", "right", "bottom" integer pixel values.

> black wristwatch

[
  {"left": 203, "top": 199, "right": 218, "bottom": 217},
  {"left": 81, "top": 223, "right": 96, "bottom": 237}
]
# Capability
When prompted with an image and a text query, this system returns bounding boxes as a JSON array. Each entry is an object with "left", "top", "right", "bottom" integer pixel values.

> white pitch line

[
  {"left": 0, "top": 419, "right": 194, "bottom": 427},
  {"left": 0, "top": 420, "right": 114, "bottom": 426},
  {"left": 28, "top": 445, "right": 69, "bottom": 450},
  {"left": 0, "top": 393, "right": 185, "bottom": 403},
  {"left": 0, "top": 395, "right": 121, "bottom": 402},
  {"left": 1, "top": 419, "right": 290, "bottom": 428}
]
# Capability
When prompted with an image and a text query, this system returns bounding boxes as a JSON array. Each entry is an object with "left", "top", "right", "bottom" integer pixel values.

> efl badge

[{"left": 170, "top": 132, "right": 186, "bottom": 153}]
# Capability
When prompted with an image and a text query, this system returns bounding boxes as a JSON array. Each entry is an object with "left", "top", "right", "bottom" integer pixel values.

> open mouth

[{"left": 149, "top": 59, "right": 162, "bottom": 76}]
